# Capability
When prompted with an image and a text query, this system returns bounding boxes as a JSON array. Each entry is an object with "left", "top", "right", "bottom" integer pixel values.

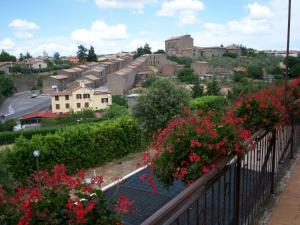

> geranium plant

[
  {"left": 144, "top": 78, "right": 300, "bottom": 186},
  {"left": 0, "top": 164, "right": 132, "bottom": 225},
  {"left": 143, "top": 109, "right": 251, "bottom": 185}
]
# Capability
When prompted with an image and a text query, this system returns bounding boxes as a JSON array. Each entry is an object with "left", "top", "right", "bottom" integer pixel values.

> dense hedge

[
  {"left": 6, "top": 116, "right": 143, "bottom": 179},
  {"left": 190, "top": 96, "right": 225, "bottom": 112},
  {"left": 0, "top": 127, "right": 60, "bottom": 145}
]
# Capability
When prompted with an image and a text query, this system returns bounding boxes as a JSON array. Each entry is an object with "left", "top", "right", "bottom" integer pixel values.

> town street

[{"left": 0, "top": 91, "right": 51, "bottom": 120}]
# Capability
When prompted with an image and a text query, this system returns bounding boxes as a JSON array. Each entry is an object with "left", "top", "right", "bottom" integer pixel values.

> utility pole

[{"left": 284, "top": 0, "right": 292, "bottom": 97}]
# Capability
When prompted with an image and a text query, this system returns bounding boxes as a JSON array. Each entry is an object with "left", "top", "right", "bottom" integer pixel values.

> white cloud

[
  {"left": 157, "top": 0, "right": 204, "bottom": 25},
  {"left": 248, "top": 1, "right": 272, "bottom": 19},
  {"left": 9, "top": 19, "right": 39, "bottom": 30},
  {"left": 13, "top": 31, "right": 33, "bottom": 39},
  {"left": 193, "top": 0, "right": 300, "bottom": 50},
  {"left": 9, "top": 19, "right": 39, "bottom": 39},
  {"left": 71, "top": 20, "right": 128, "bottom": 43},
  {"left": 0, "top": 38, "right": 15, "bottom": 50},
  {"left": 95, "top": 0, "right": 155, "bottom": 9}
]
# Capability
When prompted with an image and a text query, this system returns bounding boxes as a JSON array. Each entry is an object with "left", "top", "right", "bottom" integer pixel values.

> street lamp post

[
  {"left": 33, "top": 150, "right": 40, "bottom": 171},
  {"left": 33, "top": 150, "right": 41, "bottom": 188}
]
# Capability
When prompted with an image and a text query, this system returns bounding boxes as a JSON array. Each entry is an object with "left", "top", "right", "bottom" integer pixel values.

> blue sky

[{"left": 0, "top": 0, "right": 299, "bottom": 56}]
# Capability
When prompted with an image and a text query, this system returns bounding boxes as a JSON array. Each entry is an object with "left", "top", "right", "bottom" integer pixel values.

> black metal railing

[{"left": 142, "top": 119, "right": 300, "bottom": 225}]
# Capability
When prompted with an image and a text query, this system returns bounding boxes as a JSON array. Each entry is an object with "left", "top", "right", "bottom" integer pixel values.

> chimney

[{"left": 80, "top": 80, "right": 85, "bottom": 88}]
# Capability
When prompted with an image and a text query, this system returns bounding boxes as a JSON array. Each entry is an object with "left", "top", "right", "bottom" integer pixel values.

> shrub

[
  {"left": 223, "top": 52, "right": 238, "bottom": 58},
  {"left": 191, "top": 96, "right": 225, "bottom": 113},
  {"left": 247, "top": 64, "right": 263, "bottom": 79},
  {"left": 104, "top": 104, "right": 129, "bottom": 119},
  {"left": 0, "top": 127, "right": 60, "bottom": 145},
  {"left": 206, "top": 77, "right": 221, "bottom": 95},
  {"left": 112, "top": 95, "right": 128, "bottom": 107},
  {"left": 192, "top": 80, "right": 204, "bottom": 98},
  {"left": 41, "top": 109, "right": 97, "bottom": 127},
  {"left": 177, "top": 68, "right": 198, "bottom": 84},
  {"left": 0, "top": 119, "right": 16, "bottom": 132},
  {"left": 7, "top": 116, "right": 143, "bottom": 179}
]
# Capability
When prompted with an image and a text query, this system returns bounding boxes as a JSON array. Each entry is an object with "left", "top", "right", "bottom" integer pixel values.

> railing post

[
  {"left": 290, "top": 115, "right": 295, "bottom": 159},
  {"left": 234, "top": 156, "right": 241, "bottom": 225},
  {"left": 271, "top": 129, "right": 277, "bottom": 194}
]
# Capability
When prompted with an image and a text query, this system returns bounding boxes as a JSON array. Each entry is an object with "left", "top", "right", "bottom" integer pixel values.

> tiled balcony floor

[{"left": 267, "top": 154, "right": 300, "bottom": 225}]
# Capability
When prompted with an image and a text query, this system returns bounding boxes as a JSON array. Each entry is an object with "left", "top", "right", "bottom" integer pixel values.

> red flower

[
  {"left": 189, "top": 153, "right": 201, "bottom": 163},
  {"left": 76, "top": 170, "right": 85, "bottom": 179},
  {"left": 91, "top": 175, "right": 104, "bottom": 186},
  {"left": 190, "top": 139, "right": 202, "bottom": 148},
  {"left": 202, "top": 166, "right": 209, "bottom": 174},
  {"left": 139, "top": 173, "right": 147, "bottom": 182},
  {"left": 115, "top": 195, "right": 134, "bottom": 214},
  {"left": 240, "top": 130, "right": 251, "bottom": 140}
]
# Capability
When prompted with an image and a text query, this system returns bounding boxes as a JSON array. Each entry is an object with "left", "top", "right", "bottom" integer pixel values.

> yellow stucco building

[{"left": 51, "top": 83, "right": 112, "bottom": 113}]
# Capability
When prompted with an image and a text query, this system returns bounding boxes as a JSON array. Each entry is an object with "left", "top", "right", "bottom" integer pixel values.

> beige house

[
  {"left": 25, "top": 59, "right": 47, "bottom": 70},
  {"left": 200, "top": 47, "right": 227, "bottom": 57},
  {"left": 192, "top": 61, "right": 210, "bottom": 75},
  {"left": 165, "top": 35, "right": 194, "bottom": 56},
  {"left": 165, "top": 34, "right": 242, "bottom": 58},
  {"left": 51, "top": 83, "right": 112, "bottom": 113},
  {"left": 226, "top": 45, "right": 242, "bottom": 56},
  {"left": 107, "top": 56, "right": 148, "bottom": 95},
  {"left": 0, "top": 62, "right": 13, "bottom": 74}
]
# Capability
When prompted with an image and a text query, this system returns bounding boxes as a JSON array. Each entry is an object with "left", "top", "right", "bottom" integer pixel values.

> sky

[{"left": 0, "top": 0, "right": 299, "bottom": 57}]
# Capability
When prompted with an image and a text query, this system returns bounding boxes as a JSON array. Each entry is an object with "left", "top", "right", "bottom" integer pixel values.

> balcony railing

[{"left": 142, "top": 118, "right": 300, "bottom": 225}]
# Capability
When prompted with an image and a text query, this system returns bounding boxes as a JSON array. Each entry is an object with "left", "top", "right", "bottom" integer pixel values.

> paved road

[{"left": 0, "top": 91, "right": 51, "bottom": 120}]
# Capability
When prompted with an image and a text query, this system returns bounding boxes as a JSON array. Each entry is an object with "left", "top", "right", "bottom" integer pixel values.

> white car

[{"left": 31, "top": 93, "right": 39, "bottom": 98}]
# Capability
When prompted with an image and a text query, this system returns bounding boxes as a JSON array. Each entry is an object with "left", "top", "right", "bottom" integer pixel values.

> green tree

[
  {"left": 133, "top": 43, "right": 152, "bottom": 59},
  {"left": 24, "top": 52, "right": 32, "bottom": 59},
  {"left": 154, "top": 49, "right": 165, "bottom": 54},
  {"left": 232, "top": 72, "right": 247, "bottom": 84},
  {"left": 143, "top": 43, "right": 152, "bottom": 54},
  {"left": 87, "top": 46, "right": 98, "bottom": 62},
  {"left": 167, "top": 55, "right": 192, "bottom": 68},
  {"left": 223, "top": 52, "right": 238, "bottom": 58},
  {"left": 142, "top": 76, "right": 161, "bottom": 88},
  {"left": 112, "top": 95, "right": 128, "bottom": 107},
  {"left": 19, "top": 53, "right": 24, "bottom": 61},
  {"left": 247, "top": 64, "right": 263, "bottom": 79},
  {"left": 0, "top": 50, "right": 16, "bottom": 62},
  {"left": 285, "top": 56, "right": 300, "bottom": 68},
  {"left": 192, "top": 80, "right": 204, "bottom": 98},
  {"left": 177, "top": 68, "right": 198, "bottom": 83},
  {"left": 206, "top": 77, "right": 221, "bottom": 95},
  {"left": 133, "top": 78, "right": 191, "bottom": 133},
  {"left": 0, "top": 74, "right": 14, "bottom": 97},
  {"left": 53, "top": 52, "right": 60, "bottom": 61},
  {"left": 291, "top": 63, "right": 300, "bottom": 77},
  {"left": 76, "top": 45, "right": 88, "bottom": 62}
]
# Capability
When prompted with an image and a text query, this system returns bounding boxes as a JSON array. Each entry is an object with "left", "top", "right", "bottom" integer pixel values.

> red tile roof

[{"left": 20, "top": 112, "right": 61, "bottom": 121}]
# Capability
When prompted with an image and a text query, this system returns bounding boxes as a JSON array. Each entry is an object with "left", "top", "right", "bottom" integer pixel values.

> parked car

[{"left": 31, "top": 93, "right": 39, "bottom": 98}]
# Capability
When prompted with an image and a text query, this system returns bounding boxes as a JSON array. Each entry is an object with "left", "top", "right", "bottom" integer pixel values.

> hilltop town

[{"left": 1, "top": 0, "right": 300, "bottom": 223}]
